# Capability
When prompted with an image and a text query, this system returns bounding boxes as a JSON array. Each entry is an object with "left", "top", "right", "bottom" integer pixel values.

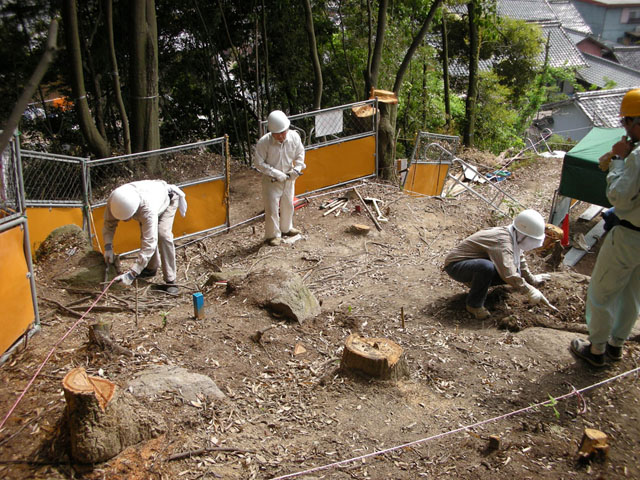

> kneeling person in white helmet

[
  {"left": 443, "top": 209, "right": 553, "bottom": 319},
  {"left": 103, "top": 180, "right": 187, "bottom": 294},
  {"left": 254, "top": 110, "right": 306, "bottom": 246}
]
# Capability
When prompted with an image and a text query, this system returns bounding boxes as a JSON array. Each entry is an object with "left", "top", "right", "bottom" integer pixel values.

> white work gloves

[
  {"left": 273, "top": 171, "right": 289, "bottom": 182},
  {"left": 527, "top": 287, "right": 546, "bottom": 304},
  {"left": 531, "top": 273, "right": 551, "bottom": 285},
  {"left": 288, "top": 168, "right": 301, "bottom": 180},
  {"left": 114, "top": 271, "right": 136, "bottom": 286},
  {"left": 104, "top": 243, "right": 114, "bottom": 264},
  {"left": 526, "top": 285, "right": 557, "bottom": 311}
]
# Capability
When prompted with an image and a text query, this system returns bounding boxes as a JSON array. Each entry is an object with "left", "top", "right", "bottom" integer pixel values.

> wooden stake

[
  {"left": 135, "top": 279, "right": 139, "bottom": 327},
  {"left": 401, "top": 307, "right": 405, "bottom": 329}
]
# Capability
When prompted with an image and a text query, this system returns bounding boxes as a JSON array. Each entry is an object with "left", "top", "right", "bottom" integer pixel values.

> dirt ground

[{"left": 1, "top": 152, "right": 640, "bottom": 480}]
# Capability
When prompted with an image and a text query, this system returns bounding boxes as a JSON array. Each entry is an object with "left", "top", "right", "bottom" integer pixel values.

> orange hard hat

[{"left": 619, "top": 88, "right": 640, "bottom": 117}]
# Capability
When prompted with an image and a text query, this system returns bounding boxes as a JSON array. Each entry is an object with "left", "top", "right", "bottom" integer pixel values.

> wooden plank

[
  {"left": 563, "top": 220, "right": 605, "bottom": 267},
  {"left": 578, "top": 205, "right": 604, "bottom": 222}
]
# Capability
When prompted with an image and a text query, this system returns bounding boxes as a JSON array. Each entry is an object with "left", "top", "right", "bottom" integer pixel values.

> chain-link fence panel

[
  {"left": 409, "top": 132, "right": 460, "bottom": 165},
  {"left": 260, "top": 100, "right": 378, "bottom": 149},
  {"left": 1, "top": 138, "right": 22, "bottom": 223},
  {"left": 20, "top": 150, "right": 87, "bottom": 206},
  {"left": 87, "top": 138, "right": 227, "bottom": 205}
]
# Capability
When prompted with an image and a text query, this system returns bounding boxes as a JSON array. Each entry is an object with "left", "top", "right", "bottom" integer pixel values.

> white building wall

[{"left": 550, "top": 103, "right": 593, "bottom": 142}]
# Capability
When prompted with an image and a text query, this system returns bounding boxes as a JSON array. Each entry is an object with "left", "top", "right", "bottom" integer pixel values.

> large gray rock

[
  {"left": 240, "top": 266, "right": 321, "bottom": 323},
  {"left": 58, "top": 250, "right": 111, "bottom": 286},
  {"left": 127, "top": 365, "right": 225, "bottom": 403},
  {"left": 36, "top": 224, "right": 92, "bottom": 262}
]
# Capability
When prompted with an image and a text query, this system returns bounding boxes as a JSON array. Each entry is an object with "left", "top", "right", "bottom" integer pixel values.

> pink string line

[
  {"left": 0, "top": 278, "right": 116, "bottom": 431},
  {"left": 271, "top": 365, "right": 640, "bottom": 480}
]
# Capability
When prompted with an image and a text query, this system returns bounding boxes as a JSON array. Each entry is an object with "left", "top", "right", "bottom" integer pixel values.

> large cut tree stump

[
  {"left": 340, "top": 334, "right": 409, "bottom": 380},
  {"left": 63, "top": 367, "right": 166, "bottom": 463}
]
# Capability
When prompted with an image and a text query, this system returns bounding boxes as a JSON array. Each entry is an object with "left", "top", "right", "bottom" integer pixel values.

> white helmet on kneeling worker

[{"left": 513, "top": 209, "right": 545, "bottom": 251}]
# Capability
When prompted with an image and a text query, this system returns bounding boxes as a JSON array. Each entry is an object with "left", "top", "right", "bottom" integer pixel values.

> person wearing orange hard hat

[{"left": 571, "top": 88, "right": 640, "bottom": 368}]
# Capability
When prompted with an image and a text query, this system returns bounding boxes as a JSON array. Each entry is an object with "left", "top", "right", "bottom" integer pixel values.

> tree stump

[
  {"left": 340, "top": 334, "right": 409, "bottom": 380},
  {"left": 63, "top": 367, "right": 166, "bottom": 463},
  {"left": 578, "top": 428, "right": 609, "bottom": 461},
  {"left": 88, "top": 321, "right": 133, "bottom": 356}
]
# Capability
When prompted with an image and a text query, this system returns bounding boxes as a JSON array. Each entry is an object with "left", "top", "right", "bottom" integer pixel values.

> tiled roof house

[
  {"left": 448, "top": 0, "right": 588, "bottom": 76},
  {"left": 543, "top": 87, "right": 629, "bottom": 140}
]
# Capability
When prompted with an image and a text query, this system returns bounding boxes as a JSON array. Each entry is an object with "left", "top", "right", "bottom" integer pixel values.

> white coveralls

[
  {"left": 585, "top": 146, "right": 640, "bottom": 351},
  {"left": 253, "top": 130, "right": 306, "bottom": 240},
  {"left": 103, "top": 180, "right": 187, "bottom": 283}
]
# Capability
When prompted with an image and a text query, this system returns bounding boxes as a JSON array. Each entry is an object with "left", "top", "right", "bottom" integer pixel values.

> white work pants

[
  {"left": 586, "top": 225, "right": 640, "bottom": 350},
  {"left": 262, "top": 176, "right": 295, "bottom": 239},
  {"left": 146, "top": 195, "right": 179, "bottom": 282}
]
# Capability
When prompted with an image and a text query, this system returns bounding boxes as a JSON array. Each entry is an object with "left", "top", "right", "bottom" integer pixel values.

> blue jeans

[{"left": 445, "top": 259, "right": 505, "bottom": 308}]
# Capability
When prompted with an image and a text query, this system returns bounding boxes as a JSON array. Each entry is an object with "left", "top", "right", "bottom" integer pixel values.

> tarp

[{"left": 559, "top": 127, "right": 625, "bottom": 208}]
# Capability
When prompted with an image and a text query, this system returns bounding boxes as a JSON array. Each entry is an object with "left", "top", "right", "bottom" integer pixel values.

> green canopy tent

[{"left": 558, "top": 127, "right": 626, "bottom": 208}]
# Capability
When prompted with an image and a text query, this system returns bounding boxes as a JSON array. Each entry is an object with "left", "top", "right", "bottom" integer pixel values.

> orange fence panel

[
  {"left": 26, "top": 207, "right": 85, "bottom": 252},
  {"left": 295, "top": 136, "right": 376, "bottom": 195},
  {"left": 404, "top": 162, "right": 450, "bottom": 197},
  {"left": 0, "top": 226, "right": 36, "bottom": 354}
]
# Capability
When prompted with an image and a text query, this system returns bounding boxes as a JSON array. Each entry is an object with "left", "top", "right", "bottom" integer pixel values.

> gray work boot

[
  {"left": 267, "top": 237, "right": 282, "bottom": 246},
  {"left": 466, "top": 305, "right": 491, "bottom": 320}
]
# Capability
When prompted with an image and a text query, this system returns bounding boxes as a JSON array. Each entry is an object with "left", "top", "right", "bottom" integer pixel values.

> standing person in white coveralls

[
  {"left": 571, "top": 88, "right": 640, "bottom": 368},
  {"left": 103, "top": 180, "right": 187, "bottom": 294},
  {"left": 254, "top": 110, "right": 306, "bottom": 246}
]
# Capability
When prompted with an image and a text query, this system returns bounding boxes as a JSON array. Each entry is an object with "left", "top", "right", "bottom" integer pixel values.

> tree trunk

[
  {"left": 218, "top": 0, "right": 251, "bottom": 163},
  {"left": 392, "top": 0, "right": 443, "bottom": 94},
  {"left": 337, "top": 0, "right": 358, "bottom": 97},
  {"left": 375, "top": 0, "right": 440, "bottom": 182},
  {"left": 261, "top": 0, "right": 272, "bottom": 112},
  {"left": 63, "top": 367, "right": 166, "bottom": 463},
  {"left": 302, "top": 0, "right": 323, "bottom": 110},
  {"left": 364, "top": 0, "right": 387, "bottom": 97},
  {"left": 341, "top": 334, "right": 409, "bottom": 380},
  {"left": 377, "top": 102, "right": 398, "bottom": 182},
  {"left": 441, "top": 11, "right": 451, "bottom": 128},
  {"left": 130, "top": 0, "right": 160, "bottom": 160},
  {"left": 104, "top": 0, "right": 131, "bottom": 154},
  {"left": 463, "top": 0, "right": 481, "bottom": 147},
  {"left": 0, "top": 20, "right": 58, "bottom": 162},
  {"left": 62, "top": 0, "right": 110, "bottom": 158}
]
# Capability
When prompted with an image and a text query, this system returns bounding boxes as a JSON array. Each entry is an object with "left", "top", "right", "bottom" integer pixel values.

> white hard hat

[
  {"left": 108, "top": 184, "right": 140, "bottom": 220},
  {"left": 267, "top": 110, "right": 290, "bottom": 133},
  {"left": 513, "top": 209, "right": 545, "bottom": 240}
]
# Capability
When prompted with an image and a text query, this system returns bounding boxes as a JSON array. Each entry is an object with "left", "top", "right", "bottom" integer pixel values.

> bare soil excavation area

[{"left": 1, "top": 153, "right": 639, "bottom": 479}]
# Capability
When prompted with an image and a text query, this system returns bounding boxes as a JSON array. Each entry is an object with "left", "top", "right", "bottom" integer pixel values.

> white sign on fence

[{"left": 315, "top": 110, "right": 343, "bottom": 137}]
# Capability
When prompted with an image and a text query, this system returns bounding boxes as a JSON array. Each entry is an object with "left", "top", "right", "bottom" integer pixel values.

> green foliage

[
  {"left": 461, "top": 72, "right": 523, "bottom": 154},
  {"left": 546, "top": 133, "right": 576, "bottom": 152},
  {"left": 490, "top": 19, "right": 544, "bottom": 100},
  {"left": 5, "top": 0, "right": 585, "bottom": 163}
]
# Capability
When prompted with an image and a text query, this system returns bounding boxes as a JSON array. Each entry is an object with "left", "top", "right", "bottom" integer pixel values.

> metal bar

[
  {"left": 25, "top": 200, "right": 85, "bottom": 207},
  {"left": 21, "top": 150, "right": 87, "bottom": 163},
  {"left": 224, "top": 134, "right": 231, "bottom": 229},
  {"left": 303, "top": 132, "right": 375, "bottom": 151},
  {"left": 86, "top": 137, "right": 226, "bottom": 166},
  {"left": 374, "top": 98, "right": 379, "bottom": 177},
  {"left": 446, "top": 158, "right": 523, "bottom": 215}
]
